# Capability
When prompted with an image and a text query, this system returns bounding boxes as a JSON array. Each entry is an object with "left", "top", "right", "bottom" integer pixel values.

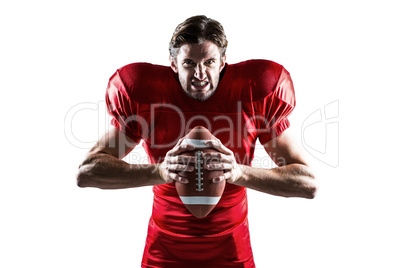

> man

[{"left": 77, "top": 15, "right": 317, "bottom": 267}]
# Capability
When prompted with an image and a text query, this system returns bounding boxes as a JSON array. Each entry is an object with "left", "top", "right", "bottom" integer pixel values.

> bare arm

[
  {"left": 76, "top": 127, "right": 164, "bottom": 189},
  {"left": 77, "top": 127, "right": 196, "bottom": 189},
  {"left": 206, "top": 129, "right": 318, "bottom": 199}
]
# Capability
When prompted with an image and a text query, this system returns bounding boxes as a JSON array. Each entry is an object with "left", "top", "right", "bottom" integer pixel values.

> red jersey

[{"left": 106, "top": 60, "right": 295, "bottom": 267}]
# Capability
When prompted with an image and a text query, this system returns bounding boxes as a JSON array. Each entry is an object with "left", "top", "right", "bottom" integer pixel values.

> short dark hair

[{"left": 169, "top": 15, "right": 228, "bottom": 59}]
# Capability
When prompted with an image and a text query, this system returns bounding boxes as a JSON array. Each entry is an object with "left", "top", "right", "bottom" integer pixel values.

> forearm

[
  {"left": 77, "top": 153, "right": 164, "bottom": 189},
  {"left": 233, "top": 164, "right": 317, "bottom": 199}
]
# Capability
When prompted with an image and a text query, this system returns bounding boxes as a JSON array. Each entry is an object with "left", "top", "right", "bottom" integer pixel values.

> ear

[
  {"left": 219, "top": 55, "right": 227, "bottom": 72},
  {"left": 170, "top": 55, "right": 178, "bottom": 73}
]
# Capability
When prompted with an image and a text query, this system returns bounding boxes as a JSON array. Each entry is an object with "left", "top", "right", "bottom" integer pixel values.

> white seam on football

[
  {"left": 195, "top": 151, "right": 204, "bottom": 191},
  {"left": 179, "top": 196, "right": 221, "bottom": 205},
  {"left": 181, "top": 139, "right": 214, "bottom": 148}
]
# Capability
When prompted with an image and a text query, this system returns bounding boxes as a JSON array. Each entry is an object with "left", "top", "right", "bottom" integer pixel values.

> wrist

[
  {"left": 229, "top": 164, "right": 247, "bottom": 184},
  {"left": 155, "top": 163, "right": 170, "bottom": 184}
]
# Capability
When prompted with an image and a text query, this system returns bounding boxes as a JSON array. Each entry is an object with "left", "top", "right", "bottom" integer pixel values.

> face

[{"left": 170, "top": 41, "right": 226, "bottom": 101}]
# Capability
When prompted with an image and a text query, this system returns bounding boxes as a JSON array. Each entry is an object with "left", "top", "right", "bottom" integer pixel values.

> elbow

[
  {"left": 76, "top": 174, "right": 86, "bottom": 188},
  {"left": 305, "top": 172, "right": 319, "bottom": 199},
  {"left": 76, "top": 168, "right": 87, "bottom": 188},
  {"left": 296, "top": 164, "right": 318, "bottom": 199},
  {"left": 76, "top": 163, "right": 94, "bottom": 188},
  {"left": 306, "top": 182, "right": 318, "bottom": 199},
  {"left": 76, "top": 153, "right": 102, "bottom": 188}
]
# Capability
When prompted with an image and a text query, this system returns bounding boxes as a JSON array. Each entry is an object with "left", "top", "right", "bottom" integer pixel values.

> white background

[{"left": 1, "top": 0, "right": 401, "bottom": 267}]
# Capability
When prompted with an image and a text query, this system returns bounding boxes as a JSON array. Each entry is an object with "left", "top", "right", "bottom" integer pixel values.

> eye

[
  {"left": 182, "top": 60, "right": 195, "bottom": 67},
  {"left": 205, "top": 59, "right": 216, "bottom": 65}
]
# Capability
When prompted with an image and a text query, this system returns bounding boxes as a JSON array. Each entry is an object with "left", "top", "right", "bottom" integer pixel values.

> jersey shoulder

[
  {"left": 229, "top": 59, "right": 286, "bottom": 101},
  {"left": 116, "top": 62, "right": 176, "bottom": 103}
]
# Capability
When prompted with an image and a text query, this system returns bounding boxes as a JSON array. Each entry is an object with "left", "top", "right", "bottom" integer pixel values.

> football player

[{"left": 77, "top": 15, "right": 317, "bottom": 267}]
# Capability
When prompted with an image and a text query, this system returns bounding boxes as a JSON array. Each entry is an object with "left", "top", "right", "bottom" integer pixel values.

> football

[{"left": 175, "top": 126, "right": 226, "bottom": 218}]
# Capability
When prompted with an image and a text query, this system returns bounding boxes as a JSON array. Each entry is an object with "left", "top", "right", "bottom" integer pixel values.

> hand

[
  {"left": 203, "top": 139, "right": 243, "bottom": 184},
  {"left": 158, "top": 138, "right": 196, "bottom": 184}
]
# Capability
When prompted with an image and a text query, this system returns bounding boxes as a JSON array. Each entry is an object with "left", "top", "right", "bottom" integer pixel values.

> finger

[
  {"left": 169, "top": 172, "right": 189, "bottom": 184},
  {"left": 166, "top": 137, "right": 190, "bottom": 156},
  {"left": 167, "top": 155, "right": 196, "bottom": 164},
  {"left": 166, "top": 138, "right": 185, "bottom": 156},
  {"left": 202, "top": 152, "right": 232, "bottom": 163},
  {"left": 168, "top": 164, "right": 194, "bottom": 172},
  {"left": 167, "top": 143, "right": 196, "bottom": 157},
  {"left": 206, "top": 163, "right": 233, "bottom": 171},
  {"left": 204, "top": 140, "right": 232, "bottom": 155},
  {"left": 212, "top": 172, "right": 231, "bottom": 183},
  {"left": 174, "top": 137, "right": 185, "bottom": 147}
]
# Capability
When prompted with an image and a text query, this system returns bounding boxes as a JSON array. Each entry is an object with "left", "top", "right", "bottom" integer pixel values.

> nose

[{"left": 194, "top": 64, "right": 206, "bottom": 80}]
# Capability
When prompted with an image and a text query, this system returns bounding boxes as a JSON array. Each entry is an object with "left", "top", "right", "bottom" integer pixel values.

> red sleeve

[
  {"left": 257, "top": 67, "right": 296, "bottom": 145},
  {"left": 105, "top": 71, "right": 142, "bottom": 143}
]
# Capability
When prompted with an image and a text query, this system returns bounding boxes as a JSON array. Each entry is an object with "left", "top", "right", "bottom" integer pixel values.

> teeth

[{"left": 193, "top": 81, "right": 208, "bottom": 87}]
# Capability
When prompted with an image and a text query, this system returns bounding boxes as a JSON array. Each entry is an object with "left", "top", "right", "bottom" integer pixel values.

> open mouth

[{"left": 192, "top": 80, "right": 209, "bottom": 89}]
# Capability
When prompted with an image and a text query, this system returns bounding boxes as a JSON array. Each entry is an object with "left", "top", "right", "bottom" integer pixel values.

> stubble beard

[{"left": 180, "top": 77, "right": 219, "bottom": 102}]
